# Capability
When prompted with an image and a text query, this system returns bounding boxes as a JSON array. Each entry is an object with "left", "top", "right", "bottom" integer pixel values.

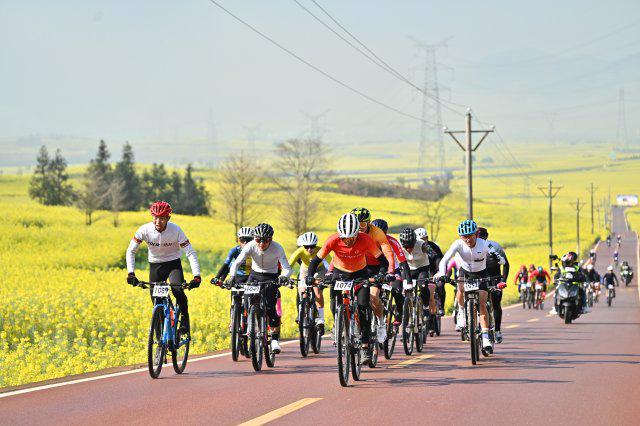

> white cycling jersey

[
  {"left": 402, "top": 240, "right": 430, "bottom": 270},
  {"left": 126, "top": 222, "right": 200, "bottom": 276},
  {"left": 438, "top": 237, "right": 504, "bottom": 275},
  {"left": 230, "top": 240, "right": 292, "bottom": 277}
]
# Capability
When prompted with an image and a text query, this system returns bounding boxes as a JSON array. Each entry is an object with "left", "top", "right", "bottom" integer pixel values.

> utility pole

[
  {"left": 570, "top": 198, "right": 587, "bottom": 255},
  {"left": 538, "top": 178, "right": 563, "bottom": 270},
  {"left": 443, "top": 109, "right": 494, "bottom": 219},
  {"left": 587, "top": 183, "right": 598, "bottom": 234}
]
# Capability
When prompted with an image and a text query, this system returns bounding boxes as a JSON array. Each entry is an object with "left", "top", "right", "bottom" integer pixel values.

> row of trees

[{"left": 29, "top": 141, "right": 209, "bottom": 226}]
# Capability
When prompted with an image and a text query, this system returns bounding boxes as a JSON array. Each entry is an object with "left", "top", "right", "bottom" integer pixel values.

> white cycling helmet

[
  {"left": 586, "top": 264, "right": 594, "bottom": 271},
  {"left": 607, "top": 265, "right": 613, "bottom": 271},
  {"left": 337, "top": 213, "right": 359, "bottom": 238},
  {"left": 415, "top": 227, "right": 427, "bottom": 239},
  {"left": 297, "top": 231, "right": 318, "bottom": 246},
  {"left": 237, "top": 226, "right": 254, "bottom": 238}
]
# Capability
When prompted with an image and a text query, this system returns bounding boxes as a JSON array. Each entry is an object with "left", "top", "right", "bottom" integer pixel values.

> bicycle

[
  {"left": 294, "top": 278, "right": 326, "bottom": 357},
  {"left": 534, "top": 282, "right": 545, "bottom": 310},
  {"left": 245, "top": 280, "right": 290, "bottom": 372},
  {"left": 526, "top": 282, "right": 534, "bottom": 309},
  {"left": 401, "top": 279, "right": 428, "bottom": 355},
  {"left": 138, "top": 281, "right": 191, "bottom": 379},
  {"left": 333, "top": 277, "right": 376, "bottom": 387},
  {"left": 380, "top": 280, "right": 399, "bottom": 359},
  {"left": 215, "top": 279, "right": 249, "bottom": 362},
  {"left": 429, "top": 279, "right": 442, "bottom": 337},
  {"left": 607, "top": 283, "right": 615, "bottom": 307}
]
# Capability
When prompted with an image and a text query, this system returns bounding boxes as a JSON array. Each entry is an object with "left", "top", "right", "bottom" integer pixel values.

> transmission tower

[
  {"left": 242, "top": 124, "right": 260, "bottom": 153},
  {"left": 617, "top": 87, "right": 628, "bottom": 150},
  {"left": 301, "top": 110, "right": 330, "bottom": 141},
  {"left": 410, "top": 37, "right": 451, "bottom": 180}
]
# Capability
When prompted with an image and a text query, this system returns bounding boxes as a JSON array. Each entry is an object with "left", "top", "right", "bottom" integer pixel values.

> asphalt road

[{"left": 1, "top": 207, "right": 639, "bottom": 425}]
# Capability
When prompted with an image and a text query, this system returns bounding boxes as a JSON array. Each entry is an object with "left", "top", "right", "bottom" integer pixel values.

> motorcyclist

[
  {"left": 550, "top": 251, "right": 590, "bottom": 314},
  {"left": 620, "top": 260, "right": 634, "bottom": 283}
]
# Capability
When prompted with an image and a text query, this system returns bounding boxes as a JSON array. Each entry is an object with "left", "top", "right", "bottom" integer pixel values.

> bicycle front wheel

[
  {"left": 148, "top": 306, "right": 166, "bottom": 379},
  {"left": 402, "top": 297, "right": 414, "bottom": 356},
  {"left": 415, "top": 299, "right": 424, "bottom": 353},
  {"left": 231, "top": 304, "right": 241, "bottom": 362},
  {"left": 336, "top": 305, "right": 350, "bottom": 387},
  {"left": 298, "top": 300, "right": 310, "bottom": 358},
  {"left": 248, "top": 305, "right": 264, "bottom": 371},
  {"left": 383, "top": 297, "right": 396, "bottom": 359},
  {"left": 467, "top": 299, "right": 478, "bottom": 365}
]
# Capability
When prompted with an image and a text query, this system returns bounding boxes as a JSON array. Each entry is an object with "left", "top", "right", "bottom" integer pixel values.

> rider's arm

[
  {"left": 370, "top": 227, "right": 395, "bottom": 270},
  {"left": 125, "top": 226, "right": 146, "bottom": 273},
  {"left": 308, "top": 240, "right": 330, "bottom": 278},
  {"left": 438, "top": 241, "right": 460, "bottom": 276},
  {"left": 377, "top": 253, "right": 390, "bottom": 275},
  {"left": 180, "top": 241, "right": 200, "bottom": 277},
  {"left": 276, "top": 243, "right": 292, "bottom": 278},
  {"left": 216, "top": 246, "right": 240, "bottom": 280},
  {"left": 229, "top": 243, "right": 251, "bottom": 278}
]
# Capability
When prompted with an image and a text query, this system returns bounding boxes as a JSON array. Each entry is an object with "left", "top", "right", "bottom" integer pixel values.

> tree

[
  {"left": 29, "top": 146, "right": 51, "bottom": 204},
  {"left": 113, "top": 142, "right": 141, "bottom": 210},
  {"left": 107, "top": 177, "right": 127, "bottom": 227},
  {"left": 141, "top": 163, "right": 172, "bottom": 205},
  {"left": 47, "top": 149, "right": 75, "bottom": 206},
  {"left": 422, "top": 198, "right": 446, "bottom": 242},
  {"left": 218, "top": 152, "right": 260, "bottom": 233},
  {"left": 87, "top": 140, "right": 112, "bottom": 209},
  {"left": 180, "top": 164, "right": 209, "bottom": 216},
  {"left": 169, "top": 170, "right": 183, "bottom": 206},
  {"left": 76, "top": 175, "right": 105, "bottom": 225},
  {"left": 272, "top": 138, "right": 331, "bottom": 235}
]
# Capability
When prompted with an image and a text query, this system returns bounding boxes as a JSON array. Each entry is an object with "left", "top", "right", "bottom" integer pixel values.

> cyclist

[
  {"left": 606, "top": 234, "right": 611, "bottom": 247},
  {"left": 126, "top": 201, "right": 201, "bottom": 335},
  {"left": 228, "top": 223, "right": 292, "bottom": 354},
  {"left": 603, "top": 265, "right": 618, "bottom": 298},
  {"left": 584, "top": 263, "right": 600, "bottom": 299},
  {"left": 434, "top": 219, "right": 505, "bottom": 352},
  {"left": 306, "top": 213, "right": 393, "bottom": 363},
  {"left": 415, "top": 227, "right": 446, "bottom": 315},
  {"left": 528, "top": 264, "right": 537, "bottom": 283},
  {"left": 399, "top": 227, "right": 436, "bottom": 325},
  {"left": 613, "top": 250, "right": 620, "bottom": 267},
  {"left": 371, "top": 219, "right": 411, "bottom": 323},
  {"left": 514, "top": 265, "right": 529, "bottom": 299},
  {"left": 351, "top": 208, "right": 397, "bottom": 342},
  {"left": 211, "top": 227, "right": 254, "bottom": 286},
  {"left": 534, "top": 266, "right": 551, "bottom": 292},
  {"left": 476, "top": 227, "right": 509, "bottom": 344},
  {"left": 617, "top": 234, "right": 622, "bottom": 245},
  {"left": 289, "top": 231, "right": 331, "bottom": 333},
  {"left": 589, "top": 248, "right": 597, "bottom": 263}
]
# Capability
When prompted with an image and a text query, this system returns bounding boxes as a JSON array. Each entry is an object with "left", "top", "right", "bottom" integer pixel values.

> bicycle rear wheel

[
  {"left": 172, "top": 314, "right": 190, "bottom": 374},
  {"left": 147, "top": 306, "right": 166, "bottom": 379},
  {"left": 248, "top": 305, "right": 263, "bottom": 371},
  {"left": 336, "top": 306, "right": 350, "bottom": 387},
  {"left": 383, "top": 298, "right": 396, "bottom": 359},
  {"left": 264, "top": 313, "right": 276, "bottom": 368},
  {"left": 368, "top": 314, "right": 379, "bottom": 368},
  {"left": 402, "top": 297, "right": 414, "bottom": 356},
  {"left": 415, "top": 299, "right": 424, "bottom": 353},
  {"left": 350, "top": 311, "right": 362, "bottom": 381}
]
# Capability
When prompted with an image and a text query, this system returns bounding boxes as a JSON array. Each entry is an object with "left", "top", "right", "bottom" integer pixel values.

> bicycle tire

[
  {"left": 350, "top": 309, "right": 362, "bottom": 381},
  {"left": 369, "top": 314, "right": 379, "bottom": 368},
  {"left": 415, "top": 299, "right": 424, "bottom": 353},
  {"left": 298, "top": 300, "right": 310, "bottom": 358},
  {"left": 248, "top": 305, "right": 263, "bottom": 371},
  {"left": 435, "top": 313, "right": 441, "bottom": 336},
  {"left": 147, "top": 306, "right": 166, "bottom": 379},
  {"left": 310, "top": 300, "right": 320, "bottom": 354},
  {"left": 383, "top": 298, "right": 396, "bottom": 359},
  {"left": 264, "top": 312, "right": 276, "bottom": 368},
  {"left": 402, "top": 297, "right": 414, "bottom": 356},
  {"left": 468, "top": 299, "right": 478, "bottom": 365},
  {"left": 231, "top": 305, "right": 241, "bottom": 362},
  {"left": 336, "top": 306, "right": 350, "bottom": 387},
  {"left": 172, "top": 314, "right": 190, "bottom": 374}
]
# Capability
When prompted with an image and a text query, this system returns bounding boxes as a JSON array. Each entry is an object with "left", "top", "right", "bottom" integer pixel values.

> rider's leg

[
  {"left": 370, "top": 286, "right": 383, "bottom": 319},
  {"left": 479, "top": 290, "right": 489, "bottom": 329},
  {"left": 456, "top": 282, "right": 465, "bottom": 328},
  {"left": 166, "top": 263, "right": 188, "bottom": 331},
  {"left": 491, "top": 289, "right": 503, "bottom": 332},
  {"left": 356, "top": 284, "right": 371, "bottom": 345},
  {"left": 265, "top": 282, "right": 281, "bottom": 339},
  {"left": 428, "top": 283, "right": 437, "bottom": 314},
  {"left": 391, "top": 279, "right": 404, "bottom": 320}
]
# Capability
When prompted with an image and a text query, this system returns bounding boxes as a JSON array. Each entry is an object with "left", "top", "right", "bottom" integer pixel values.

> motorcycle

[
  {"left": 621, "top": 270, "right": 633, "bottom": 287},
  {"left": 554, "top": 267, "right": 582, "bottom": 324}
]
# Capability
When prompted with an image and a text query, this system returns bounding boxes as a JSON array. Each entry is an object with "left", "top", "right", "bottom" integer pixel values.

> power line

[
  {"left": 300, "top": 0, "right": 469, "bottom": 116},
  {"left": 205, "top": 0, "right": 433, "bottom": 125}
]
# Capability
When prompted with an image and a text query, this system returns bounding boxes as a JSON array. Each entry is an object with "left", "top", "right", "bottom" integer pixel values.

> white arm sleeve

[
  {"left": 126, "top": 239, "right": 140, "bottom": 273},
  {"left": 182, "top": 243, "right": 201, "bottom": 277},
  {"left": 438, "top": 241, "right": 459, "bottom": 276},
  {"left": 230, "top": 244, "right": 250, "bottom": 278},
  {"left": 278, "top": 245, "right": 292, "bottom": 278}
]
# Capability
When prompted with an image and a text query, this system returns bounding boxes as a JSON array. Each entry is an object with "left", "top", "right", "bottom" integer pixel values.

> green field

[{"left": 1, "top": 140, "right": 638, "bottom": 387}]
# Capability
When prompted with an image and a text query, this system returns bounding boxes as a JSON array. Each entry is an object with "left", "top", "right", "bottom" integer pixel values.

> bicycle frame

[{"left": 146, "top": 282, "right": 189, "bottom": 350}]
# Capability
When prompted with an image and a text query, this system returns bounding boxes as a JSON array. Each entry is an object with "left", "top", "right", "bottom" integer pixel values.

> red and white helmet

[{"left": 150, "top": 201, "right": 172, "bottom": 217}]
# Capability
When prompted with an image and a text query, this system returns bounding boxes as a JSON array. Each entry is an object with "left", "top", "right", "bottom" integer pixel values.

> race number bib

[
  {"left": 464, "top": 281, "right": 479, "bottom": 292},
  {"left": 526, "top": 283, "right": 532, "bottom": 288},
  {"left": 244, "top": 284, "right": 261, "bottom": 295},
  {"left": 334, "top": 281, "right": 353, "bottom": 291},
  {"left": 608, "top": 284, "right": 614, "bottom": 289},
  {"left": 535, "top": 284, "right": 543, "bottom": 290},
  {"left": 152, "top": 285, "right": 170, "bottom": 298},
  {"left": 403, "top": 280, "right": 415, "bottom": 290},
  {"left": 382, "top": 283, "right": 392, "bottom": 291},
  {"left": 565, "top": 273, "right": 574, "bottom": 280}
]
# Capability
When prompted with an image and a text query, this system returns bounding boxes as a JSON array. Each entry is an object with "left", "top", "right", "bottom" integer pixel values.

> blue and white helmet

[
  {"left": 337, "top": 213, "right": 360, "bottom": 238},
  {"left": 458, "top": 219, "right": 477, "bottom": 236},
  {"left": 237, "top": 227, "right": 254, "bottom": 238},
  {"left": 297, "top": 232, "right": 318, "bottom": 246}
]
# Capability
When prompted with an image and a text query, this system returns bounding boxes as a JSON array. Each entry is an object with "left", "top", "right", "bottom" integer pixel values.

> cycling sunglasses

[
  {"left": 303, "top": 245, "right": 317, "bottom": 250},
  {"left": 254, "top": 237, "right": 272, "bottom": 243},
  {"left": 239, "top": 237, "right": 252, "bottom": 244}
]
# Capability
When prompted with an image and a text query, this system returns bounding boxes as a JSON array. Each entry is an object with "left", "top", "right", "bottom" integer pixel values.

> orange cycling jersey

[
  {"left": 364, "top": 224, "right": 395, "bottom": 268},
  {"left": 317, "top": 232, "right": 381, "bottom": 273}
]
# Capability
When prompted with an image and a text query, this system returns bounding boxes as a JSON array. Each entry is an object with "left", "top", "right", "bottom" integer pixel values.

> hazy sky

[{"left": 2, "top": 0, "right": 639, "bottom": 160}]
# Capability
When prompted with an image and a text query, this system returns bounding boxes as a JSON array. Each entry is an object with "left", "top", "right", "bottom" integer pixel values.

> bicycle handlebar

[{"left": 137, "top": 281, "right": 187, "bottom": 290}]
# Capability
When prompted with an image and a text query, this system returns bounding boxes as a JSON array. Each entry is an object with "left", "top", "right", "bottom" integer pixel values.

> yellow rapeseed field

[{"left": 1, "top": 143, "right": 637, "bottom": 387}]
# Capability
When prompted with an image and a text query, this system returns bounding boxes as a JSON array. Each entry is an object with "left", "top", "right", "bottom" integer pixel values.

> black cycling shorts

[{"left": 459, "top": 268, "right": 489, "bottom": 291}]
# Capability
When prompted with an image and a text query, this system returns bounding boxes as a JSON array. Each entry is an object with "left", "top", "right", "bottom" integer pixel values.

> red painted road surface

[{"left": 1, "top": 206, "right": 639, "bottom": 425}]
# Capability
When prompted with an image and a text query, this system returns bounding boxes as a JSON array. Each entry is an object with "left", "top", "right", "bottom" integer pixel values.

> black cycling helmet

[
  {"left": 477, "top": 227, "right": 489, "bottom": 240},
  {"left": 561, "top": 251, "right": 578, "bottom": 267},
  {"left": 253, "top": 223, "right": 274, "bottom": 239},
  {"left": 399, "top": 227, "right": 417, "bottom": 248},
  {"left": 371, "top": 218, "right": 388, "bottom": 234},
  {"left": 351, "top": 207, "right": 371, "bottom": 223}
]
